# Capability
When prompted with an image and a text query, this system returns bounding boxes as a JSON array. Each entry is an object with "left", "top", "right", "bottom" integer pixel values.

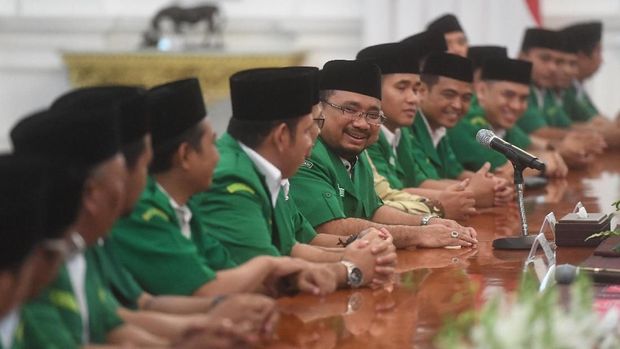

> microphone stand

[{"left": 492, "top": 162, "right": 537, "bottom": 250}]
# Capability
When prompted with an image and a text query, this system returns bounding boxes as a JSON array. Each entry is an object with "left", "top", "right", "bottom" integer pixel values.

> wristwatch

[
  {"left": 420, "top": 213, "right": 437, "bottom": 226},
  {"left": 340, "top": 260, "right": 363, "bottom": 288}
]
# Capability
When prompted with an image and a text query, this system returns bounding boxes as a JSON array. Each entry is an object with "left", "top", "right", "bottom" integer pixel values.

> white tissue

[{"left": 577, "top": 206, "right": 588, "bottom": 219}]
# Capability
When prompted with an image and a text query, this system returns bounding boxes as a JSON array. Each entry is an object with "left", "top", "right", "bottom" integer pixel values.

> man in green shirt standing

[
  {"left": 290, "top": 59, "right": 478, "bottom": 249},
  {"left": 406, "top": 52, "right": 513, "bottom": 207},
  {"left": 109, "top": 78, "right": 339, "bottom": 298},
  {"left": 449, "top": 57, "right": 568, "bottom": 178},
  {"left": 197, "top": 67, "right": 396, "bottom": 289}
]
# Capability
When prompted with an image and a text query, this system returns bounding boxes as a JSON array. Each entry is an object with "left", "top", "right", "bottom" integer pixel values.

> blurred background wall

[{"left": 0, "top": 0, "right": 618, "bottom": 150}]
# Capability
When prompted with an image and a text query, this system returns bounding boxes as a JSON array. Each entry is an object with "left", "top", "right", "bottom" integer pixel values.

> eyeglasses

[
  {"left": 313, "top": 113, "right": 326, "bottom": 129},
  {"left": 321, "top": 100, "right": 386, "bottom": 125},
  {"left": 41, "top": 232, "right": 86, "bottom": 260}
]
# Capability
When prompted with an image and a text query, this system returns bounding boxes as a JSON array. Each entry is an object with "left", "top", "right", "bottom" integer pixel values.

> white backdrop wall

[{"left": 0, "top": 0, "right": 617, "bottom": 150}]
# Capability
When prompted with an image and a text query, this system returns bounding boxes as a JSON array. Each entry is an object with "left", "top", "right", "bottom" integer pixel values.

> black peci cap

[
  {"left": 319, "top": 60, "right": 382, "bottom": 100},
  {"left": 481, "top": 58, "right": 533, "bottom": 85},
  {"left": 421, "top": 52, "right": 474, "bottom": 83}
]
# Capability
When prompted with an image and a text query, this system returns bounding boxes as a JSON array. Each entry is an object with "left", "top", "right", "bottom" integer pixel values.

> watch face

[{"left": 350, "top": 267, "right": 363, "bottom": 287}]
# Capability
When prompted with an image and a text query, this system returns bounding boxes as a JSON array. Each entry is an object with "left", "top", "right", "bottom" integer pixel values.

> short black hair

[
  {"left": 122, "top": 137, "right": 148, "bottom": 171},
  {"left": 420, "top": 74, "right": 440, "bottom": 90},
  {"left": 227, "top": 116, "right": 302, "bottom": 149},
  {"left": 149, "top": 123, "right": 205, "bottom": 174}
]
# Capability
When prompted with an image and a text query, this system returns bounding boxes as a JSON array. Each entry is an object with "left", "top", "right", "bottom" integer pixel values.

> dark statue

[{"left": 143, "top": 4, "right": 223, "bottom": 48}]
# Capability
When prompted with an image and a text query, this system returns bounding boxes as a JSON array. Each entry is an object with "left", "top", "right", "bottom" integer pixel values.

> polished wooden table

[{"left": 269, "top": 152, "right": 620, "bottom": 349}]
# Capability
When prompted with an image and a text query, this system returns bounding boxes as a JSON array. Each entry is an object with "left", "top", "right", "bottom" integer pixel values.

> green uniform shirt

[
  {"left": 563, "top": 83, "right": 599, "bottom": 122},
  {"left": 395, "top": 126, "right": 427, "bottom": 187},
  {"left": 449, "top": 98, "right": 532, "bottom": 171},
  {"left": 289, "top": 138, "right": 383, "bottom": 227},
  {"left": 195, "top": 133, "right": 317, "bottom": 264},
  {"left": 517, "top": 85, "right": 573, "bottom": 133},
  {"left": 21, "top": 250, "right": 123, "bottom": 348},
  {"left": 406, "top": 112, "right": 464, "bottom": 183},
  {"left": 109, "top": 177, "right": 236, "bottom": 296},
  {"left": 366, "top": 129, "right": 406, "bottom": 189},
  {"left": 90, "top": 241, "right": 143, "bottom": 310}
]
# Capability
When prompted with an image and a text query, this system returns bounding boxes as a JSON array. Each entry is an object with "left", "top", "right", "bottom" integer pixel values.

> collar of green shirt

[
  {"left": 155, "top": 182, "right": 192, "bottom": 239},
  {"left": 419, "top": 110, "right": 446, "bottom": 148},
  {"left": 0, "top": 308, "right": 19, "bottom": 349},
  {"left": 380, "top": 125, "right": 401, "bottom": 153},
  {"left": 238, "top": 141, "right": 289, "bottom": 207}
]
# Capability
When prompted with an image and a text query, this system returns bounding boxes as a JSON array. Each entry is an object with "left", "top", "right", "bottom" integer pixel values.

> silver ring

[{"left": 450, "top": 230, "right": 459, "bottom": 239}]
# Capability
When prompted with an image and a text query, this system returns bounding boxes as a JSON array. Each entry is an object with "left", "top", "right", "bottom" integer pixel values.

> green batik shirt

[
  {"left": 517, "top": 85, "right": 573, "bottom": 133},
  {"left": 366, "top": 128, "right": 406, "bottom": 190},
  {"left": 21, "top": 250, "right": 124, "bottom": 348},
  {"left": 449, "top": 97, "right": 532, "bottom": 171},
  {"left": 289, "top": 137, "right": 383, "bottom": 228},
  {"left": 406, "top": 111, "right": 464, "bottom": 183},
  {"left": 195, "top": 133, "right": 317, "bottom": 265},
  {"left": 109, "top": 176, "right": 237, "bottom": 296},
  {"left": 563, "top": 82, "right": 599, "bottom": 122},
  {"left": 90, "top": 241, "right": 144, "bottom": 310}
]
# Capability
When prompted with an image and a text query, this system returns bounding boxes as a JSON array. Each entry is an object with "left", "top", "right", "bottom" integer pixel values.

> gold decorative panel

[{"left": 63, "top": 51, "right": 306, "bottom": 102}]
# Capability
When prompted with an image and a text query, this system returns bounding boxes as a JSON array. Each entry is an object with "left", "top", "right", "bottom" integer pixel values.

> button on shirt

[
  {"left": 156, "top": 183, "right": 193, "bottom": 239},
  {"left": 420, "top": 111, "right": 447, "bottom": 148},
  {"left": 239, "top": 143, "right": 289, "bottom": 207},
  {"left": 340, "top": 157, "right": 358, "bottom": 178}
]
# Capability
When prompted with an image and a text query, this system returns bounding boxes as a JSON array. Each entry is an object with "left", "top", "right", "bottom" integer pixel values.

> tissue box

[{"left": 555, "top": 212, "right": 611, "bottom": 247}]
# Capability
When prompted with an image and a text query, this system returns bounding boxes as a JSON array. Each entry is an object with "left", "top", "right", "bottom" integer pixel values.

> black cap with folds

[
  {"left": 147, "top": 78, "right": 206, "bottom": 149},
  {"left": 357, "top": 42, "right": 420, "bottom": 74},
  {"left": 10, "top": 106, "right": 121, "bottom": 170},
  {"left": 401, "top": 30, "right": 448, "bottom": 59},
  {"left": 467, "top": 46, "right": 508, "bottom": 70},
  {"left": 320, "top": 60, "right": 382, "bottom": 100},
  {"left": 427, "top": 14, "right": 464, "bottom": 35},
  {"left": 51, "top": 86, "right": 149, "bottom": 146},
  {"left": 520, "top": 28, "right": 565, "bottom": 52},
  {"left": 481, "top": 58, "right": 533, "bottom": 85},
  {"left": 561, "top": 22, "right": 602, "bottom": 53},
  {"left": 421, "top": 52, "right": 473, "bottom": 83},
  {"left": 230, "top": 66, "right": 319, "bottom": 122}
]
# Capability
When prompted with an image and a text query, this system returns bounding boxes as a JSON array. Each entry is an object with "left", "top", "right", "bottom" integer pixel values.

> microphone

[
  {"left": 555, "top": 264, "right": 579, "bottom": 284},
  {"left": 476, "top": 129, "right": 546, "bottom": 171}
]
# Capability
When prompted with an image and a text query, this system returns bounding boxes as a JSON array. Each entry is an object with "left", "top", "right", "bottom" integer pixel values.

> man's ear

[
  {"left": 177, "top": 142, "right": 193, "bottom": 171},
  {"left": 271, "top": 122, "right": 291, "bottom": 153},
  {"left": 81, "top": 177, "right": 99, "bottom": 216}
]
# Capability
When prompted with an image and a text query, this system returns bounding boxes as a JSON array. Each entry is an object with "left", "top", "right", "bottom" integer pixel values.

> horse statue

[{"left": 143, "top": 4, "right": 224, "bottom": 48}]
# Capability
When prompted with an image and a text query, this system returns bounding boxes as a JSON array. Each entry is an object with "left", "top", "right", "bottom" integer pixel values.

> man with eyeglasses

[
  {"left": 196, "top": 67, "right": 396, "bottom": 290},
  {"left": 0, "top": 154, "right": 83, "bottom": 349},
  {"left": 289, "top": 59, "right": 478, "bottom": 249}
]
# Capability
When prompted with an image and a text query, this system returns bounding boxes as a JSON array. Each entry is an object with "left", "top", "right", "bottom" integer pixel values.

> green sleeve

[
  {"left": 85, "top": 271, "right": 124, "bottom": 344},
  {"left": 194, "top": 182, "right": 282, "bottom": 265},
  {"left": 441, "top": 136, "right": 465, "bottom": 179},
  {"left": 397, "top": 128, "right": 430, "bottom": 187},
  {"left": 517, "top": 104, "right": 547, "bottom": 134},
  {"left": 109, "top": 211, "right": 216, "bottom": 296},
  {"left": 289, "top": 163, "right": 347, "bottom": 228},
  {"left": 21, "top": 297, "right": 79, "bottom": 349},
  {"left": 448, "top": 123, "right": 508, "bottom": 171},
  {"left": 294, "top": 208, "right": 318, "bottom": 244},
  {"left": 366, "top": 142, "right": 404, "bottom": 189},
  {"left": 92, "top": 244, "right": 143, "bottom": 310},
  {"left": 563, "top": 87, "right": 595, "bottom": 122}
]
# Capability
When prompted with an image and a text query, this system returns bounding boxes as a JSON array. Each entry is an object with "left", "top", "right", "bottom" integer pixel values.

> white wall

[{"left": 0, "top": 0, "right": 618, "bottom": 150}]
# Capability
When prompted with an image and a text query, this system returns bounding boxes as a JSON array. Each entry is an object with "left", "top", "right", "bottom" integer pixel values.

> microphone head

[
  {"left": 555, "top": 264, "right": 578, "bottom": 284},
  {"left": 476, "top": 129, "right": 495, "bottom": 147}
]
